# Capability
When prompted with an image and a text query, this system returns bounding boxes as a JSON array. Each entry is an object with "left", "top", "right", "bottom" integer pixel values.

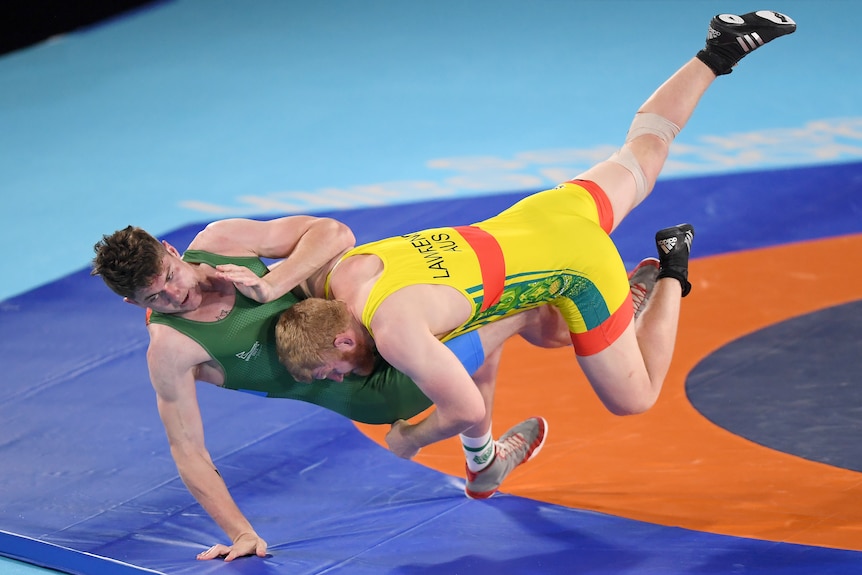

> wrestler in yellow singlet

[{"left": 327, "top": 179, "right": 633, "bottom": 356}]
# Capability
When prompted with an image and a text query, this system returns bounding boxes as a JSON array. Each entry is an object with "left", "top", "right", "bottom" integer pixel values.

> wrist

[{"left": 231, "top": 529, "right": 257, "bottom": 544}]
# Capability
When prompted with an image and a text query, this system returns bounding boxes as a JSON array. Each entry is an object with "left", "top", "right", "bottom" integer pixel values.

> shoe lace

[
  {"left": 496, "top": 433, "right": 528, "bottom": 460},
  {"left": 631, "top": 282, "right": 648, "bottom": 312}
]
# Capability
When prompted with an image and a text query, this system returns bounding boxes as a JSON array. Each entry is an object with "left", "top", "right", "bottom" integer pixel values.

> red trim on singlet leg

[
  {"left": 453, "top": 225, "right": 506, "bottom": 312},
  {"left": 569, "top": 294, "right": 634, "bottom": 356},
  {"left": 568, "top": 179, "right": 615, "bottom": 234}
]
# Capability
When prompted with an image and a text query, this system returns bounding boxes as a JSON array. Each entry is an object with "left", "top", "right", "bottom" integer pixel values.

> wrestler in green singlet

[{"left": 148, "top": 251, "right": 431, "bottom": 425}]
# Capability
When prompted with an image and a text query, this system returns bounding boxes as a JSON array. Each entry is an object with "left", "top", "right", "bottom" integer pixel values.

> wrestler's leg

[
  {"left": 448, "top": 315, "right": 527, "bottom": 470},
  {"left": 576, "top": 58, "right": 715, "bottom": 232},
  {"left": 577, "top": 10, "right": 796, "bottom": 231},
  {"left": 458, "top": 308, "right": 557, "bottom": 448},
  {"left": 575, "top": 308, "right": 675, "bottom": 417},
  {"left": 463, "top": 305, "right": 571, "bottom": 358},
  {"left": 633, "top": 267, "right": 684, "bottom": 388},
  {"left": 454, "top": 311, "right": 553, "bottom": 498},
  {"left": 461, "top": 345, "right": 502, "bottom": 441},
  {"left": 568, "top": 16, "right": 797, "bottom": 402},
  {"left": 461, "top": 342, "right": 547, "bottom": 500},
  {"left": 569, "top": 56, "right": 716, "bottom": 407},
  {"left": 460, "top": 305, "right": 581, "bottom": 443}
]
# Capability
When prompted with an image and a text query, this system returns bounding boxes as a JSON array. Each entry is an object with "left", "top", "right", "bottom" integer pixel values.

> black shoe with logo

[
  {"left": 655, "top": 224, "right": 694, "bottom": 297},
  {"left": 696, "top": 10, "right": 796, "bottom": 75}
]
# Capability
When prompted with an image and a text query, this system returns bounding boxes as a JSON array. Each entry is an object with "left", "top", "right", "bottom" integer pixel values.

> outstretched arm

[
  {"left": 148, "top": 330, "right": 267, "bottom": 561},
  {"left": 374, "top": 319, "right": 487, "bottom": 458},
  {"left": 189, "top": 216, "right": 354, "bottom": 302}
]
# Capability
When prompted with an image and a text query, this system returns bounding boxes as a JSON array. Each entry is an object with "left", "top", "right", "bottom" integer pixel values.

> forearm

[
  {"left": 404, "top": 408, "right": 475, "bottom": 450},
  {"left": 174, "top": 449, "right": 257, "bottom": 542},
  {"left": 264, "top": 218, "right": 353, "bottom": 299},
  {"left": 375, "top": 325, "right": 488, "bottom": 456}
]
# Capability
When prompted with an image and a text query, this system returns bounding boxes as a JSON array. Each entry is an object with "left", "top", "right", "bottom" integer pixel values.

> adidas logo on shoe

[
  {"left": 657, "top": 237, "right": 677, "bottom": 254},
  {"left": 655, "top": 223, "right": 695, "bottom": 297}
]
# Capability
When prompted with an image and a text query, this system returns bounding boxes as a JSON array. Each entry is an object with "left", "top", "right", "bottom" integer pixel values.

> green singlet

[{"left": 147, "top": 250, "right": 432, "bottom": 424}]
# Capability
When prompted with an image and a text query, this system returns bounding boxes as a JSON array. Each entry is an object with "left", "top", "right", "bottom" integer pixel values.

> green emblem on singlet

[{"left": 460, "top": 270, "right": 608, "bottom": 333}]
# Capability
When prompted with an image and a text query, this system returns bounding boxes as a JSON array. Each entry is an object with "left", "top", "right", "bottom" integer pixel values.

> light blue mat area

[
  {"left": 0, "top": 556, "right": 63, "bottom": 575},
  {"left": 1, "top": 0, "right": 861, "bottom": 302}
]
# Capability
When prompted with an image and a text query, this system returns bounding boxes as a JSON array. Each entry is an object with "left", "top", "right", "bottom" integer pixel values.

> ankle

[
  {"left": 461, "top": 431, "right": 495, "bottom": 473},
  {"left": 696, "top": 48, "right": 733, "bottom": 76},
  {"left": 657, "top": 268, "right": 691, "bottom": 297}
]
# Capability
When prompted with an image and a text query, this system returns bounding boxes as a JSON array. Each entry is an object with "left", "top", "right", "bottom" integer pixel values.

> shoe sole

[{"left": 627, "top": 257, "right": 660, "bottom": 280}]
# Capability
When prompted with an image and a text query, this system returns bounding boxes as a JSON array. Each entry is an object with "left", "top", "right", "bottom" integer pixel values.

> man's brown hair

[{"left": 92, "top": 226, "right": 166, "bottom": 298}]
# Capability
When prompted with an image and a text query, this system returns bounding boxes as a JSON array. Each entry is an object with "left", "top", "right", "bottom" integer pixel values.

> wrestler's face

[
  {"left": 132, "top": 251, "right": 203, "bottom": 314},
  {"left": 312, "top": 338, "right": 376, "bottom": 382}
]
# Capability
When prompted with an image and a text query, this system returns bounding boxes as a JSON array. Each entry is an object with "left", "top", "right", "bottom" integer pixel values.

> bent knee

[
  {"left": 606, "top": 392, "right": 658, "bottom": 416},
  {"left": 460, "top": 401, "right": 489, "bottom": 429},
  {"left": 597, "top": 372, "right": 661, "bottom": 416}
]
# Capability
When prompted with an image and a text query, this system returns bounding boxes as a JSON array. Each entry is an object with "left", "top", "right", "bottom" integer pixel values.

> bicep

[
  {"left": 148, "top": 347, "right": 207, "bottom": 450},
  {"left": 374, "top": 322, "right": 483, "bottom": 414},
  {"left": 190, "top": 216, "right": 347, "bottom": 259}
]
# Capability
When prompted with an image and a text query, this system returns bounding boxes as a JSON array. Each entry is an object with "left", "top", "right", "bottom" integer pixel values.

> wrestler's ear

[
  {"left": 333, "top": 334, "right": 355, "bottom": 351},
  {"left": 161, "top": 240, "right": 181, "bottom": 257}
]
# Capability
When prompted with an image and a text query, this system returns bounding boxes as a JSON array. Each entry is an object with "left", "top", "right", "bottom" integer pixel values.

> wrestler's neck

[{"left": 177, "top": 264, "right": 236, "bottom": 321}]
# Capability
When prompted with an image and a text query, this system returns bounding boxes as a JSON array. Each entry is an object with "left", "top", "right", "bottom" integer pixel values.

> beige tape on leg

[
  {"left": 625, "top": 112, "right": 680, "bottom": 144},
  {"left": 607, "top": 146, "right": 649, "bottom": 199},
  {"left": 607, "top": 112, "right": 681, "bottom": 198}
]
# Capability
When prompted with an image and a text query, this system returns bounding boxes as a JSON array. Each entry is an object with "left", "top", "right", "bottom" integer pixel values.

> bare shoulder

[
  {"left": 146, "top": 323, "right": 214, "bottom": 389},
  {"left": 188, "top": 215, "right": 331, "bottom": 260},
  {"left": 372, "top": 284, "right": 471, "bottom": 339},
  {"left": 369, "top": 299, "right": 436, "bottom": 360},
  {"left": 187, "top": 218, "right": 258, "bottom": 256}
]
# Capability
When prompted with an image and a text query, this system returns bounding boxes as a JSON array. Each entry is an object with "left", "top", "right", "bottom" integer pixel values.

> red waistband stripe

[{"left": 453, "top": 225, "right": 506, "bottom": 312}]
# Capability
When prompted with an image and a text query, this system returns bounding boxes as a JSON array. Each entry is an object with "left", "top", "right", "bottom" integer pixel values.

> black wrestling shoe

[
  {"left": 655, "top": 224, "right": 694, "bottom": 297},
  {"left": 696, "top": 10, "right": 796, "bottom": 76}
]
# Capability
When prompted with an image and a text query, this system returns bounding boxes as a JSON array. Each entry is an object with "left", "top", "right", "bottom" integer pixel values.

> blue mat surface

[{"left": 3, "top": 162, "right": 862, "bottom": 573}]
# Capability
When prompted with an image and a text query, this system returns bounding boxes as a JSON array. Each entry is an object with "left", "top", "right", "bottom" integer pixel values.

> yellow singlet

[{"left": 331, "top": 180, "right": 633, "bottom": 356}]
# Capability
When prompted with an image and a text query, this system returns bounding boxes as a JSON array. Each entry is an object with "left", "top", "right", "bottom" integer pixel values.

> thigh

[
  {"left": 575, "top": 321, "right": 656, "bottom": 416},
  {"left": 575, "top": 161, "right": 639, "bottom": 233}
]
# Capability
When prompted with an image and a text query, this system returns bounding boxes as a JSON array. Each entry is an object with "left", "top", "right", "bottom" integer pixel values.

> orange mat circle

[{"left": 357, "top": 233, "right": 862, "bottom": 551}]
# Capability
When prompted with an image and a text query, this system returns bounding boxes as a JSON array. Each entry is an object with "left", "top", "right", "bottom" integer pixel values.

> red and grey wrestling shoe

[
  {"left": 465, "top": 416, "right": 548, "bottom": 499},
  {"left": 697, "top": 10, "right": 796, "bottom": 75},
  {"left": 629, "top": 257, "right": 660, "bottom": 319}
]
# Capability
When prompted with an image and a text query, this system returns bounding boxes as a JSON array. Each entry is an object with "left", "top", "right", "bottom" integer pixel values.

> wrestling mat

[{"left": 1, "top": 161, "right": 861, "bottom": 574}]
